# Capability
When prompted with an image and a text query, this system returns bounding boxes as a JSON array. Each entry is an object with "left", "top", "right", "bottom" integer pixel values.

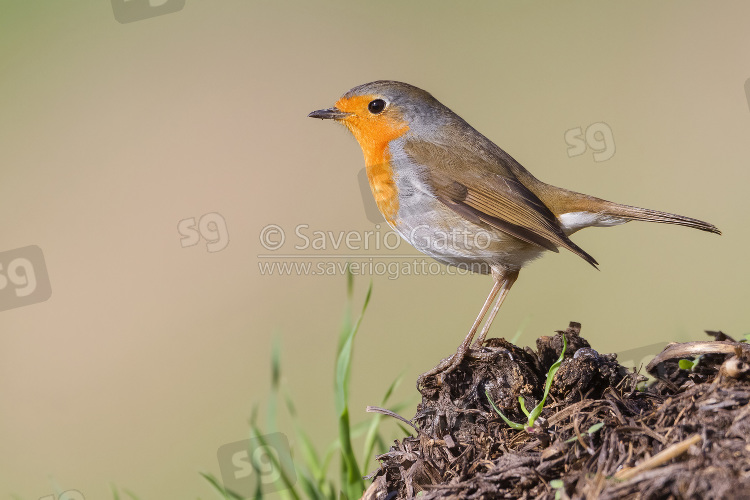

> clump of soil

[{"left": 363, "top": 322, "right": 750, "bottom": 500}]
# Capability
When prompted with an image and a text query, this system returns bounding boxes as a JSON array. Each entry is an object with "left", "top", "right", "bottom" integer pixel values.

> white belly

[{"left": 558, "top": 211, "right": 628, "bottom": 235}]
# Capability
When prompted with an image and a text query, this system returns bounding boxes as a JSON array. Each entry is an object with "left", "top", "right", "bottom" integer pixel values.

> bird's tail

[{"left": 601, "top": 202, "right": 721, "bottom": 235}]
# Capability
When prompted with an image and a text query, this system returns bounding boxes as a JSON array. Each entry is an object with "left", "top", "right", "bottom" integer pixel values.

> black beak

[{"left": 308, "top": 107, "right": 350, "bottom": 120}]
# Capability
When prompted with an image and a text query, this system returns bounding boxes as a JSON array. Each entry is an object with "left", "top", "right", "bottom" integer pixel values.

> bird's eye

[{"left": 368, "top": 99, "right": 386, "bottom": 114}]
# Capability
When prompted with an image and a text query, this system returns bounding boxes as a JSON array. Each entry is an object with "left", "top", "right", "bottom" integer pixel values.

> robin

[{"left": 309, "top": 81, "right": 720, "bottom": 383}]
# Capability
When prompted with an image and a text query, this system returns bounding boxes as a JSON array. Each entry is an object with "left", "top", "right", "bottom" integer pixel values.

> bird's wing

[{"left": 404, "top": 140, "right": 598, "bottom": 267}]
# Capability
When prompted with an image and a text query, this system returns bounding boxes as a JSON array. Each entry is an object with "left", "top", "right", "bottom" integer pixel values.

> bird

[{"left": 308, "top": 80, "right": 720, "bottom": 383}]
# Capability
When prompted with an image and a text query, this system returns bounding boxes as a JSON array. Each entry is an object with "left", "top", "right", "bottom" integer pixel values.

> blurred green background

[{"left": 1, "top": 1, "right": 748, "bottom": 498}]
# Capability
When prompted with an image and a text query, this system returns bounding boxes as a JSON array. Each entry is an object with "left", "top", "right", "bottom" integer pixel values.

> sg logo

[
  {"left": 178, "top": 213, "right": 229, "bottom": 253},
  {"left": 565, "top": 122, "right": 616, "bottom": 162},
  {"left": 0, "top": 245, "right": 52, "bottom": 313},
  {"left": 217, "top": 433, "right": 296, "bottom": 495},
  {"left": 111, "top": 0, "right": 185, "bottom": 24}
]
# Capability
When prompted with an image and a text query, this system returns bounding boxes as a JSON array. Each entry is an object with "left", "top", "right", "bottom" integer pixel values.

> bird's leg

[
  {"left": 417, "top": 273, "right": 505, "bottom": 385},
  {"left": 474, "top": 269, "right": 519, "bottom": 346}
]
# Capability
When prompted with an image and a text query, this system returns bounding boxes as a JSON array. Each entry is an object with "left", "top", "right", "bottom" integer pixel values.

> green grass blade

[
  {"left": 335, "top": 280, "right": 372, "bottom": 414},
  {"left": 249, "top": 403, "right": 260, "bottom": 430},
  {"left": 122, "top": 490, "right": 140, "bottom": 500},
  {"left": 374, "top": 434, "right": 388, "bottom": 455},
  {"left": 285, "top": 399, "right": 333, "bottom": 496},
  {"left": 587, "top": 422, "right": 604, "bottom": 434},
  {"left": 361, "top": 413, "right": 382, "bottom": 471},
  {"left": 565, "top": 421, "right": 605, "bottom": 443},
  {"left": 296, "top": 473, "right": 324, "bottom": 500},
  {"left": 291, "top": 422, "right": 324, "bottom": 482},
  {"left": 362, "top": 373, "right": 404, "bottom": 464},
  {"left": 518, "top": 396, "right": 530, "bottom": 418},
  {"left": 318, "top": 440, "right": 339, "bottom": 490},
  {"left": 199, "top": 472, "right": 247, "bottom": 500},
  {"left": 529, "top": 334, "right": 567, "bottom": 423},
  {"left": 338, "top": 407, "right": 364, "bottom": 498},
  {"left": 486, "top": 389, "right": 525, "bottom": 430},
  {"left": 249, "top": 424, "right": 301, "bottom": 500},
  {"left": 379, "top": 372, "right": 403, "bottom": 406},
  {"left": 334, "top": 276, "right": 372, "bottom": 498},
  {"left": 346, "top": 265, "right": 354, "bottom": 299},
  {"left": 338, "top": 267, "right": 355, "bottom": 354},
  {"left": 282, "top": 387, "right": 335, "bottom": 498},
  {"left": 267, "top": 336, "right": 283, "bottom": 434},
  {"left": 396, "top": 423, "right": 412, "bottom": 436},
  {"left": 678, "top": 359, "right": 694, "bottom": 370}
]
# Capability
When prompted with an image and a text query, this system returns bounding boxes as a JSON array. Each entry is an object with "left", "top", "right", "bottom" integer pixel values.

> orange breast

[
  {"left": 366, "top": 160, "right": 400, "bottom": 225},
  {"left": 335, "top": 95, "right": 409, "bottom": 225}
]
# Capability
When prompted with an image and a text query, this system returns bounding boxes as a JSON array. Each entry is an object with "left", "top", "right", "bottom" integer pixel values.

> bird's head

[{"left": 309, "top": 80, "right": 446, "bottom": 165}]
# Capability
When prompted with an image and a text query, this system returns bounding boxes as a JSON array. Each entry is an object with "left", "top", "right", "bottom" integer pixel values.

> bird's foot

[
  {"left": 416, "top": 346, "right": 473, "bottom": 389},
  {"left": 416, "top": 356, "right": 454, "bottom": 388},
  {"left": 417, "top": 343, "right": 503, "bottom": 389}
]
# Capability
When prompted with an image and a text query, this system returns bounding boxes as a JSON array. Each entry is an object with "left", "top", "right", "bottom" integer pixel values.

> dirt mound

[{"left": 363, "top": 323, "right": 750, "bottom": 499}]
